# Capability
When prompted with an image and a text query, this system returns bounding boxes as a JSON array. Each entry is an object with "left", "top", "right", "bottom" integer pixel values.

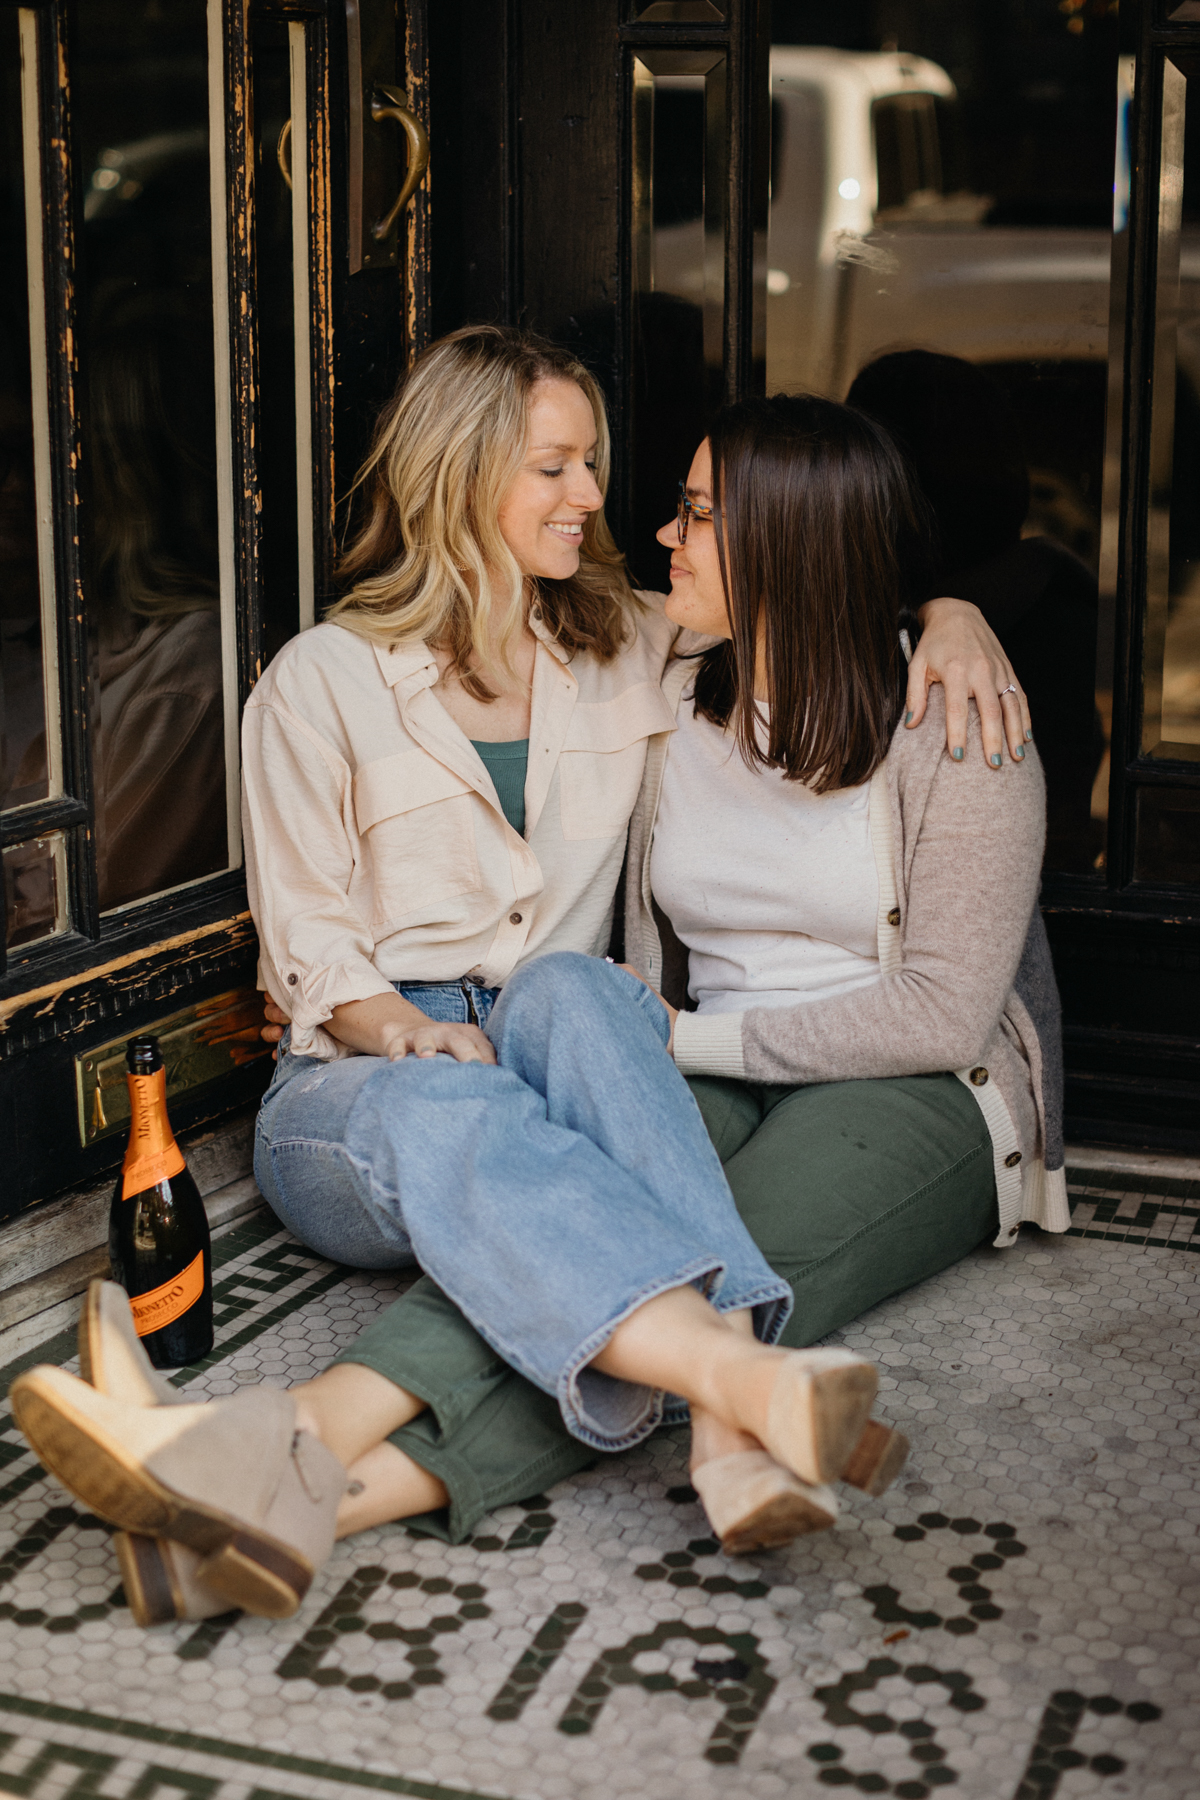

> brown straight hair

[{"left": 693, "top": 393, "right": 934, "bottom": 793}]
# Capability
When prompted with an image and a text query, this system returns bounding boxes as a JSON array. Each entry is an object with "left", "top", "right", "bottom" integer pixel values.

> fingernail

[
  {"left": 990, "top": 753, "right": 1002, "bottom": 767},
  {"left": 952, "top": 746, "right": 964, "bottom": 762},
  {"left": 1025, "top": 729, "right": 1033, "bottom": 742},
  {"left": 905, "top": 710, "right": 913, "bottom": 725},
  {"left": 1014, "top": 744, "right": 1025, "bottom": 760}
]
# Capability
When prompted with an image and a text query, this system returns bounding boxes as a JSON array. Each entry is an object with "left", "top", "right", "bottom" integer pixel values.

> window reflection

[
  {"left": 1, "top": 11, "right": 51, "bottom": 813},
  {"left": 254, "top": 17, "right": 303, "bottom": 664},
  {"left": 3, "top": 832, "right": 65, "bottom": 949},
  {"left": 630, "top": 52, "right": 726, "bottom": 589},
  {"left": 75, "top": 0, "right": 228, "bottom": 911},
  {"left": 767, "top": 5, "right": 1123, "bottom": 874},
  {"left": 1143, "top": 57, "right": 1200, "bottom": 760}
]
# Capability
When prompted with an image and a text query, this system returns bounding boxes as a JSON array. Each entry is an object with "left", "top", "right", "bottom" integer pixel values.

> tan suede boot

[
  {"left": 78, "top": 1281, "right": 239, "bottom": 1625},
  {"left": 10, "top": 1363, "right": 345, "bottom": 1618}
]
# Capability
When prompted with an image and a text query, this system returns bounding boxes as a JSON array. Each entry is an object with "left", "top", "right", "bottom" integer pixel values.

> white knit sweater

[{"left": 625, "top": 657, "right": 1070, "bottom": 1250}]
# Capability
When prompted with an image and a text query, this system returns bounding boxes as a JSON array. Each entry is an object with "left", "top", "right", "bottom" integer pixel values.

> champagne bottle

[{"left": 108, "top": 1035, "right": 214, "bottom": 1368}]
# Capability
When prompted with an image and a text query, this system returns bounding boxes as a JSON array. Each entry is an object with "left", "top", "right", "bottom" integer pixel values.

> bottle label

[
  {"left": 130, "top": 1248, "right": 206, "bottom": 1338},
  {"left": 121, "top": 1069, "right": 185, "bottom": 1199}
]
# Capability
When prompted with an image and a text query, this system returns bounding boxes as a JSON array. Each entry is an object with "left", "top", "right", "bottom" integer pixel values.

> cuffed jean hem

[{"left": 558, "top": 1262, "right": 791, "bottom": 1453}]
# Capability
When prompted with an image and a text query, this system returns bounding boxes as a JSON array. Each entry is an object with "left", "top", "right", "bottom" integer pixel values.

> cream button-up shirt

[{"left": 242, "top": 599, "right": 678, "bottom": 1058}]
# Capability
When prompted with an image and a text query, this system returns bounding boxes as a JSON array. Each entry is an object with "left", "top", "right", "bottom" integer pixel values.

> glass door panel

[
  {"left": 1, "top": 11, "right": 61, "bottom": 817},
  {"left": 73, "top": 0, "right": 233, "bottom": 912},
  {"left": 766, "top": 7, "right": 1123, "bottom": 876},
  {"left": 1142, "top": 57, "right": 1200, "bottom": 761},
  {"left": 253, "top": 16, "right": 304, "bottom": 664},
  {"left": 630, "top": 51, "right": 727, "bottom": 589},
  {"left": 3, "top": 832, "right": 66, "bottom": 949}
]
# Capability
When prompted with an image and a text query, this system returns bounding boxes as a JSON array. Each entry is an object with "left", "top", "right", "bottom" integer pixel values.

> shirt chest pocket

[
  {"left": 353, "top": 754, "right": 482, "bottom": 929},
  {"left": 558, "top": 682, "right": 678, "bottom": 842}
]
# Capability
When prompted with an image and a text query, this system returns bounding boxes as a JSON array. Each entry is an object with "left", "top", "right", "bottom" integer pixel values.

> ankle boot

[
  {"left": 692, "top": 1451, "right": 838, "bottom": 1555},
  {"left": 10, "top": 1366, "right": 345, "bottom": 1618},
  {"left": 78, "top": 1281, "right": 237, "bottom": 1624}
]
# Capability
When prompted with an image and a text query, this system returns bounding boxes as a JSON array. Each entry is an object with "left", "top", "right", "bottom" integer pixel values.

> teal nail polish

[
  {"left": 1014, "top": 744, "right": 1025, "bottom": 760},
  {"left": 1025, "top": 729, "right": 1033, "bottom": 742},
  {"left": 905, "top": 710, "right": 913, "bottom": 725},
  {"left": 952, "top": 746, "right": 964, "bottom": 762},
  {"left": 990, "top": 753, "right": 1002, "bottom": 767}
]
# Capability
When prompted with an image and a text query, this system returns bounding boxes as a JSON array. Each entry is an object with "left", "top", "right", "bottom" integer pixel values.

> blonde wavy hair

[{"left": 328, "top": 326, "right": 639, "bottom": 693}]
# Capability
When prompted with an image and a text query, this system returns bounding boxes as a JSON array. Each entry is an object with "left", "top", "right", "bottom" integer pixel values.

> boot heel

[
  {"left": 763, "top": 1351, "right": 878, "bottom": 1486},
  {"left": 198, "top": 1532, "right": 312, "bottom": 1619},
  {"left": 114, "top": 1531, "right": 184, "bottom": 1627},
  {"left": 841, "top": 1419, "right": 910, "bottom": 1496}
]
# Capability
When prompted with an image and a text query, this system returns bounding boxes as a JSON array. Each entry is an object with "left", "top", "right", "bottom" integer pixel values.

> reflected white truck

[{"left": 764, "top": 46, "right": 1117, "bottom": 398}]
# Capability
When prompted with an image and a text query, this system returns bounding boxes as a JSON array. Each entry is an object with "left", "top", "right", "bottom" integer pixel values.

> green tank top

[{"left": 471, "top": 738, "right": 529, "bottom": 837}]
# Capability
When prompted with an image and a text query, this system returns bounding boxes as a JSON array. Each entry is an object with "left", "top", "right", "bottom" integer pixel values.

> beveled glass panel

[
  {"left": 1, "top": 10, "right": 59, "bottom": 814},
  {"left": 74, "top": 0, "right": 231, "bottom": 910},
  {"left": 3, "top": 831, "right": 66, "bottom": 948},
  {"left": 254, "top": 16, "right": 303, "bottom": 662},
  {"left": 767, "top": 12, "right": 1124, "bottom": 876},
  {"left": 1141, "top": 59, "right": 1200, "bottom": 761},
  {"left": 630, "top": 52, "right": 726, "bottom": 589}
]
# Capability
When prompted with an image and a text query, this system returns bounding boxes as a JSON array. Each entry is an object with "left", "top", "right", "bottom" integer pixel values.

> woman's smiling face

[
  {"left": 655, "top": 438, "right": 732, "bottom": 639},
  {"left": 496, "top": 379, "right": 605, "bottom": 580}
]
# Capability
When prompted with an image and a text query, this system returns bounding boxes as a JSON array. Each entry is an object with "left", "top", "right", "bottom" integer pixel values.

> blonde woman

[{"left": 12, "top": 329, "right": 1029, "bottom": 1621}]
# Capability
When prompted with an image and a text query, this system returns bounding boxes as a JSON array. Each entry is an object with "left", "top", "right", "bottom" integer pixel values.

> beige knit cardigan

[{"left": 624, "top": 654, "right": 1070, "bottom": 1249}]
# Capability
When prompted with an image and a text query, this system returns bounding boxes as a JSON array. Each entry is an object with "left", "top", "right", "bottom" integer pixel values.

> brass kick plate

[{"left": 75, "top": 987, "right": 271, "bottom": 1147}]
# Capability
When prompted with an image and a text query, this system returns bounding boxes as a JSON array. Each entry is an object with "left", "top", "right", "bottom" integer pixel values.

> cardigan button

[
  {"left": 969, "top": 1066, "right": 988, "bottom": 1086},
  {"left": 886, "top": 907, "right": 901, "bottom": 927},
  {"left": 287, "top": 973, "right": 298, "bottom": 986},
  {"left": 1007, "top": 1225, "right": 1019, "bottom": 1238},
  {"left": 509, "top": 912, "right": 523, "bottom": 926},
  {"left": 1004, "top": 1150, "right": 1022, "bottom": 1168}
]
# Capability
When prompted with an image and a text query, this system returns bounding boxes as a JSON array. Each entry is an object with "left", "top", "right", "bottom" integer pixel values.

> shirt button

[
  {"left": 886, "top": 907, "right": 901, "bottom": 927},
  {"left": 1004, "top": 1150, "right": 1022, "bottom": 1168},
  {"left": 510, "top": 912, "right": 523, "bottom": 925},
  {"left": 287, "top": 973, "right": 298, "bottom": 986},
  {"left": 969, "top": 1066, "right": 988, "bottom": 1086}
]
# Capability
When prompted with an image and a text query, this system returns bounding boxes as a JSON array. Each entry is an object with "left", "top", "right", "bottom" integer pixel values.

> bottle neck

[{"left": 121, "top": 1068, "right": 186, "bottom": 1198}]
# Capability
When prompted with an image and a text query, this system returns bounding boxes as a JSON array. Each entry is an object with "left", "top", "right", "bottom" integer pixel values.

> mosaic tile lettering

[{"left": 0, "top": 1180, "right": 1194, "bottom": 1800}]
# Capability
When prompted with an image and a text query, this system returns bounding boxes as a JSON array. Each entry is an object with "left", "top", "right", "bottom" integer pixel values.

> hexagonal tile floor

[{"left": 0, "top": 1162, "right": 1196, "bottom": 1800}]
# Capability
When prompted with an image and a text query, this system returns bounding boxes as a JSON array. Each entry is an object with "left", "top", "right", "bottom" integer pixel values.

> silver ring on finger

[{"left": 999, "top": 683, "right": 1018, "bottom": 697}]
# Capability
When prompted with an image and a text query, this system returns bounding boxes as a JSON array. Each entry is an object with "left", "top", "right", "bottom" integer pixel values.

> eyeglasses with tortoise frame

[{"left": 676, "top": 480, "right": 714, "bottom": 544}]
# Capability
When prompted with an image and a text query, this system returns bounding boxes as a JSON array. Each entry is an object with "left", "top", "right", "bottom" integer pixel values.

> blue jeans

[{"left": 254, "top": 952, "right": 791, "bottom": 1451}]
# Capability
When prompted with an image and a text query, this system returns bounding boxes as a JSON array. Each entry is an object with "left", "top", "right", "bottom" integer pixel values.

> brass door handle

[{"left": 369, "top": 84, "right": 428, "bottom": 241}]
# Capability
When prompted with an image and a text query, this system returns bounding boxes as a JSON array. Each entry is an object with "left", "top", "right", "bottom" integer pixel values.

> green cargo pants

[{"left": 333, "top": 1071, "right": 997, "bottom": 1541}]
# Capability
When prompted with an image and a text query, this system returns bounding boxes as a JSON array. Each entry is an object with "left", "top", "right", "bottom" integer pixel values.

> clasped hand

[{"left": 259, "top": 993, "right": 497, "bottom": 1063}]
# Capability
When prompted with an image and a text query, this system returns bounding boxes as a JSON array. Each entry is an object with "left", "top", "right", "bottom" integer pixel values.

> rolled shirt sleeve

[{"left": 242, "top": 697, "right": 394, "bottom": 1059}]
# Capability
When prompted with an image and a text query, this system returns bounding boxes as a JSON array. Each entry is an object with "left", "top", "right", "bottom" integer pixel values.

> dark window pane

[
  {"left": 3, "top": 832, "right": 65, "bottom": 948},
  {"left": 767, "top": 8, "right": 1122, "bottom": 877},
  {"left": 1, "top": 12, "right": 52, "bottom": 813},
  {"left": 254, "top": 18, "right": 302, "bottom": 665},
  {"left": 630, "top": 55, "right": 726, "bottom": 589},
  {"left": 1142, "top": 59, "right": 1200, "bottom": 762},
  {"left": 74, "top": 0, "right": 229, "bottom": 910},
  {"left": 1134, "top": 786, "right": 1200, "bottom": 886}
]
